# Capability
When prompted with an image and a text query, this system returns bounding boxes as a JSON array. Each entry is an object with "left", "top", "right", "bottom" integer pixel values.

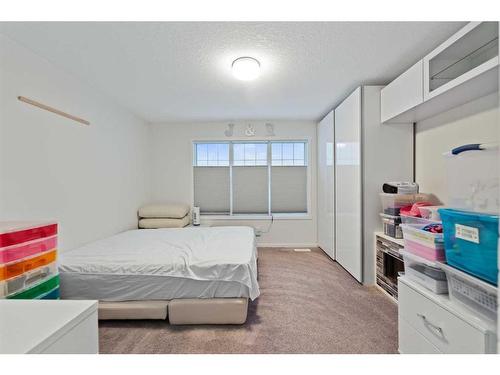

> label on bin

[{"left": 455, "top": 224, "right": 479, "bottom": 244}]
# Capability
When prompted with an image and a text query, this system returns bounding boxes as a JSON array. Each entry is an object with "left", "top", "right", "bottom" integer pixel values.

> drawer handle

[{"left": 417, "top": 313, "right": 443, "bottom": 336}]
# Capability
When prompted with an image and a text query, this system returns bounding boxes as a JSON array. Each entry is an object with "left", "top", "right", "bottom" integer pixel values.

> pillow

[
  {"left": 138, "top": 216, "right": 190, "bottom": 229},
  {"left": 138, "top": 203, "right": 190, "bottom": 219}
]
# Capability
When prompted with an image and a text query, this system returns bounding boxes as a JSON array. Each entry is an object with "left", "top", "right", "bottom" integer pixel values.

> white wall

[
  {"left": 150, "top": 121, "right": 318, "bottom": 247},
  {"left": 0, "top": 34, "right": 151, "bottom": 251},
  {"left": 415, "top": 93, "right": 499, "bottom": 204}
]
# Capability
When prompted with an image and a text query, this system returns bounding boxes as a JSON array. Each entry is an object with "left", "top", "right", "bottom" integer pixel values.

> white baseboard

[{"left": 257, "top": 243, "right": 318, "bottom": 248}]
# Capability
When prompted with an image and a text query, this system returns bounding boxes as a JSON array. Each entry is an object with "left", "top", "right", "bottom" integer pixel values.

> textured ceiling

[{"left": 0, "top": 22, "right": 465, "bottom": 122}]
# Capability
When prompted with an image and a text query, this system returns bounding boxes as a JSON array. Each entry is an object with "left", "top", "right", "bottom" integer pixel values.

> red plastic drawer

[{"left": 0, "top": 223, "right": 57, "bottom": 247}]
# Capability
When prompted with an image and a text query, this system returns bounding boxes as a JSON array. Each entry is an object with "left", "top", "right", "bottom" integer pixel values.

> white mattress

[{"left": 59, "top": 227, "right": 259, "bottom": 301}]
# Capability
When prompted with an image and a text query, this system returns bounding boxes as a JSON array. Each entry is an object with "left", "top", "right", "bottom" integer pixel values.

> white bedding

[{"left": 58, "top": 226, "right": 259, "bottom": 301}]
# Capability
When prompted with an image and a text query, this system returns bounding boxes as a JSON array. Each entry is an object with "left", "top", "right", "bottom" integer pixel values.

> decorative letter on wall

[{"left": 245, "top": 124, "right": 256, "bottom": 137}]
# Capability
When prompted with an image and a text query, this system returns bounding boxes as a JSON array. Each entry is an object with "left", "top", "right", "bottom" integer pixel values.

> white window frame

[{"left": 191, "top": 137, "right": 312, "bottom": 220}]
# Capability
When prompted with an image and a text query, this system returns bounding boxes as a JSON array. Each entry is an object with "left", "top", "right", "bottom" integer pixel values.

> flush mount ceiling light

[{"left": 231, "top": 57, "right": 261, "bottom": 81}]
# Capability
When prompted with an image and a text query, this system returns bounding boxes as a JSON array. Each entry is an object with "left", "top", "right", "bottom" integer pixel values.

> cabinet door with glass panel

[{"left": 424, "top": 22, "right": 499, "bottom": 100}]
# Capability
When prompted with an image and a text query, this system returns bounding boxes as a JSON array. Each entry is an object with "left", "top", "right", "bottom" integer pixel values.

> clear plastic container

[
  {"left": 401, "top": 251, "right": 448, "bottom": 294},
  {"left": 440, "top": 263, "right": 497, "bottom": 322},
  {"left": 402, "top": 224, "right": 445, "bottom": 261},
  {"left": 445, "top": 145, "right": 499, "bottom": 214},
  {"left": 404, "top": 239, "right": 446, "bottom": 261},
  {"left": 0, "top": 262, "right": 58, "bottom": 298},
  {"left": 400, "top": 215, "right": 440, "bottom": 226},
  {"left": 379, "top": 213, "right": 402, "bottom": 238},
  {"left": 418, "top": 206, "right": 445, "bottom": 221},
  {"left": 379, "top": 193, "right": 432, "bottom": 215},
  {"left": 401, "top": 224, "right": 443, "bottom": 247}
]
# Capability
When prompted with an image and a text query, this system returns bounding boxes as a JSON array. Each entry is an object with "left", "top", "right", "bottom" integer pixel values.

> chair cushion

[{"left": 138, "top": 203, "right": 190, "bottom": 219}]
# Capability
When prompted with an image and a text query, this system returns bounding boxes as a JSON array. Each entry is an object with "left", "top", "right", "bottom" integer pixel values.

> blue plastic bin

[{"left": 439, "top": 208, "right": 498, "bottom": 286}]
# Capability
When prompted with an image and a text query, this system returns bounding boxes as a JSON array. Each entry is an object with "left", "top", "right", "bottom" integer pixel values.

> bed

[{"left": 58, "top": 226, "right": 259, "bottom": 324}]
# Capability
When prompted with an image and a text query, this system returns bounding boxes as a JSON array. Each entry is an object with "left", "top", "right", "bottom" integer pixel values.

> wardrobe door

[
  {"left": 334, "top": 87, "right": 362, "bottom": 282},
  {"left": 317, "top": 110, "right": 334, "bottom": 259}
]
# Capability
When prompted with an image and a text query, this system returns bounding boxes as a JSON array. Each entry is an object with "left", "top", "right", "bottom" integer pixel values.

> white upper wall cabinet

[
  {"left": 424, "top": 22, "right": 498, "bottom": 100},
  {"left": 381, "top": 60, "right": 423, "bottom": 123},
  {"left": 382, "top": 22, "right": 499, "bottom": 124}
]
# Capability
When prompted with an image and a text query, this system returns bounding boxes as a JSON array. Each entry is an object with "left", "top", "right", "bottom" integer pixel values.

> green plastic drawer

[{"left": 7, "top": 274, "right": 59, "bottom": 299}]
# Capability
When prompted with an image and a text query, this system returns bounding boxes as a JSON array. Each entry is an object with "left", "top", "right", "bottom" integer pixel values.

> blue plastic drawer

[
  {"left": 439, "top": 208, "right": 498, "bottom": 285},
  {"left": 39, "top": 286, "right": 59, "bottom": 300}
]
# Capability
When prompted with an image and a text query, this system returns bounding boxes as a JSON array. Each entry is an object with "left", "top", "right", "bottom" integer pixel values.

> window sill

[{"left": 201, "top": 213, "right": 312, "bottom": 221}]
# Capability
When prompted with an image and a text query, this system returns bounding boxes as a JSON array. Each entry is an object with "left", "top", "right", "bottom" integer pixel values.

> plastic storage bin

[
  {"left": 0, "top": 262, "right": 58, "bottom": 298},
  {"left": 0, "top": 235, "right": 57, "bottom": 264},
  {"left": 0, "top": 249, "right": 57, "bottom": 281},
  {"left": 402, "top": 224, "right": 445, "bottom": 261},
  {"left": 401, "top": 251, "right": 448, "bottom": 294},
  {"left": 7, "top": 274, "right": 59, "bottom": 299},
  {"left": 445, "top": 143, "right": 499, "bottom": 214},
  {"left": 400, "top": 215, "right": 440, "bottom": 226},
  {"left": 439, "top": 208, "right": 498, "bottom": 285},
  {"left": 0, "top": 222, "right": 57, "bottom": 247},
  {"left": 379, "top": 193, "right": 431, "bottom": 215},
  {"left": 379, "top": 213, "right": 402, "bottom": 238},
  {"left": 440, "top": 263, "right": 497, "bottom": 322},
  {"left": 418, "top": 206, "right": 445, "bottom": 221}
]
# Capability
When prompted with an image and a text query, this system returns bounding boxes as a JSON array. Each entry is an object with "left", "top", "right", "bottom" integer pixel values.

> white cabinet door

[
  {"left": 334, "top": 88, "right": 362, "bottom": 282},
  {"left": 380, "top": 60, "right": 423, "bottom": 123},
  {"left": 317, "top": 110, "right": 334, "bottom": 259}
]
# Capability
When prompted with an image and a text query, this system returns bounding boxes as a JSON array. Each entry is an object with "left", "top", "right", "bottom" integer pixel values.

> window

[
  {"left": 233, "top": 143, "right": 267, "bottom": 166},
  {"left": 271, "top": 142, "right": 306, "bottom": 166},
  {"left": 193, "top": 141, "right": 308, "bottom": 216},
  {"left": 194, "top": 143, "right": 229, "bottom": 166}
]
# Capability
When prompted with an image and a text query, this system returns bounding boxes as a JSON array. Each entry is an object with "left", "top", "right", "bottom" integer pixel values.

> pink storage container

[
  {"left": 404, "top": 239, "right": 446, "bottom": 261},
  {"left": 0, "top": 235, "right": 57, "bottom": 264}
]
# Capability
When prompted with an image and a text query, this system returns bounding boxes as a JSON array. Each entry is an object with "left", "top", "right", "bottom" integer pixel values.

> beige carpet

[{"left": 99, "top": 248, "right": 398, "bottom": 354}]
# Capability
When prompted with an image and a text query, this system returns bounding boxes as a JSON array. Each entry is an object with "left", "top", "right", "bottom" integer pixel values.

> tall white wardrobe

[
  {"left": 317, "top": 86, "right": 414, "bottom": 284},
  {"left": 317, "top": 110, "right": 335, "bottom": 259}
]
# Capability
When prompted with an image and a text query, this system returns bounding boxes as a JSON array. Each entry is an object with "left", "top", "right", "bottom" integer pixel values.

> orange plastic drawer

[{"left": 0, "top": 250, "right": 57, "bottom": 281}]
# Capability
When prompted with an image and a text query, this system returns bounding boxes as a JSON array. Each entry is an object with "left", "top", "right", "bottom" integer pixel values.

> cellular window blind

[
  {"left": 193, "top": 166, "right": 230, "bottom": 214},
  {"left": 232, "top": 166, "right": 269, "bottom": 214},
  {"left": 271, "top": 166, "right": 307, "bottom": 213}
]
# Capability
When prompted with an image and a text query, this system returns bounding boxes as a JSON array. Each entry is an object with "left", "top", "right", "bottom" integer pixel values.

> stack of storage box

[
  {"left": 0, "top": 222, "right": 59, "bottom": 300},
  {"left": 379, "top": 193, "right": 430, "bottom": 239},
  {"left": 400, "top": 216, "right": 448, "bottom": 295},
  {"left": 400, "top": 143, "right": 499, "bottom": 324},
  {"left": 438, "top": 209, "right": 498, "bottom": 322}
]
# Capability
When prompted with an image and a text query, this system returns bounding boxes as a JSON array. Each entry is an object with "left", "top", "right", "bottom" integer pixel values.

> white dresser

[
  {"left": 0, "top": 300, "right": 98, "bottom": 354},
  {"left": 398, "top": 277, "right": 497, "bottom": 354}
]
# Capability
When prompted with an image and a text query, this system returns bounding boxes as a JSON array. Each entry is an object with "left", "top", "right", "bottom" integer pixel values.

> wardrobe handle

[{"left": 417, "top": 313, "right": 443, "bottom": 336}]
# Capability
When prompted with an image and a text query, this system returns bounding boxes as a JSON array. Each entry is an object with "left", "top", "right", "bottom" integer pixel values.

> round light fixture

[{"left": 232, "top": 57, "right": 261, "bottom": 81}]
